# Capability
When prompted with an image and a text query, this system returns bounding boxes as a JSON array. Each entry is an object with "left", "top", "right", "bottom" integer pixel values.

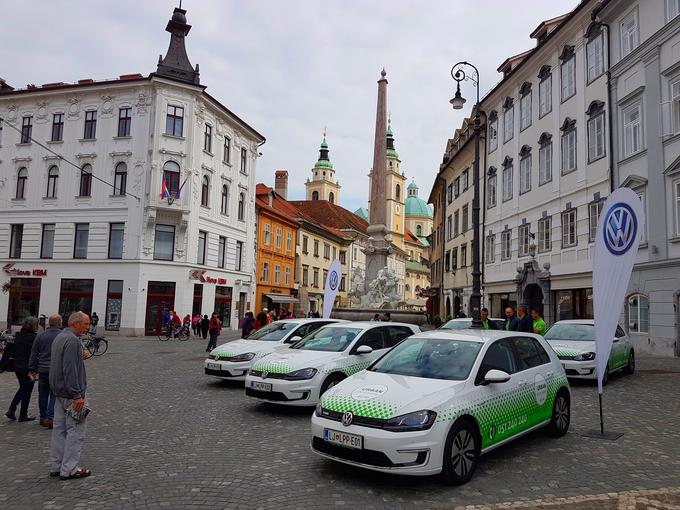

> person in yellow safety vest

[
  {"left": 480, "top": 308, "right": 497, "bottom": 330},
  {"left": 531, "top": 308, "right": 547, "bottom": 336}
]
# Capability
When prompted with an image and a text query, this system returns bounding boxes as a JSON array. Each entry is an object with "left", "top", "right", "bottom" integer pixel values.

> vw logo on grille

[
  {"left": 214, "top": 355, "right": 219, "bottom": 361},
  {"left": 341, "top": 412, "right": 354, "bottom": 427},
  {"left": 329, "top": 271, "right": 339, "bottom": 291},
  {"left": 262, "top": 371, "right": 268, "bottom": 379},
  {"left": 603, "top": 202, "right": 637, "bottom": 256}
]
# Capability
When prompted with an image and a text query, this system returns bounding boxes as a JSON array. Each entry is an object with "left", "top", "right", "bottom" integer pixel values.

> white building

[
  {"left": 481, "top": 0, "right": 610, "bottom": 325},
  {"left": 0, "top": 7, "right": 264, "bottom": 335}
]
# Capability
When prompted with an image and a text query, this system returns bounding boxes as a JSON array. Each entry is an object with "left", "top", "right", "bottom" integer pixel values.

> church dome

[{"left": 405, "top": 182, "right": 432, "bottom": 218}]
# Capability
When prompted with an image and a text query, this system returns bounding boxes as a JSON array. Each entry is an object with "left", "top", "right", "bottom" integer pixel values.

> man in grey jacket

[
  {"left": 29, "top": 314, "right": 62, "bottom": 429},
  {"left": 49, "top": 311, "right": 91, "bottom": 480}
]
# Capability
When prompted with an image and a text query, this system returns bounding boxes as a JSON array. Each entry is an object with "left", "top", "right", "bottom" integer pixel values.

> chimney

[{"left": 274, "top": 170, "right": 288, "bottom": 200}]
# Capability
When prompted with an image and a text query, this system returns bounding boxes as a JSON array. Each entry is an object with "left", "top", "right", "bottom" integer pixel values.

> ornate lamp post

[{"left": 450, "top": 61, "right": 483, "bottom": 328}]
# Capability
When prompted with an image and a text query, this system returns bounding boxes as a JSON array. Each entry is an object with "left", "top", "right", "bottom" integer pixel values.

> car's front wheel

[
  {"left": 623, "top": 349, "right": 635, "bottom": 375},
  {"left": 320, "top": 373, "right": 345, "bottom": 395},
  {"left": 546, "top": 390, "right": 570, "bottom": 437},
  {"left": 442, "top": 419, "right": 478, "bottom": 485}
]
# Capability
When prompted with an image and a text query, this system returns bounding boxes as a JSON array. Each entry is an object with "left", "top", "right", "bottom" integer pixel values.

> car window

[
  {"left": 475, "top": 338, "right": 517, "bottom": 384},
  {"left": 291, "top": 327, "right": 361, "bottom": 352},
  {"left": 353, "top": 328, "right": 385, "bottom": 351},
  {"left": 615, "top": 326, "right": 625, "bottom": 338},
  {"left": 441, "top": 319, "right": 472, "bottom": 330},
  {"left": 246, "top": 322, "right": 298, "bottom": 341},
  {"left": 288, "top": 322, "right": 326, "bottom": 342},
  {"left": 385, "top": 326, "right": 414, "bottom": 347},
  {"left": 512, "top": 337, "right": 550, "bottom": 370}
]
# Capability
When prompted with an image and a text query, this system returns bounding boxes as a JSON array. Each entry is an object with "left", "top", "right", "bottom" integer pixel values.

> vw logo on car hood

[
  {"left": 603, "top": 202, "right": 637, "bottom": 256},
  {"left": 341, "top": 412, "right": 353, "bottom": 427},
  {"left": 262, "top": 371, "right": 268, "bottom": 379}
]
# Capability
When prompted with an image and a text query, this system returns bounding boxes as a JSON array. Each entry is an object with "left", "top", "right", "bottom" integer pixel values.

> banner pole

[{"left": 598, "top": 392, "right": 604, "bottom": 435}]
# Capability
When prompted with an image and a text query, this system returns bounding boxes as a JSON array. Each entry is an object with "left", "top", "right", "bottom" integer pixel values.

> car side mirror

[
  {"left": 483, "top": 369, "right": 511, "bottom": 385},
  {"left": 286, "top": 335, "right": 302, "bottom": 344},
  {"left": 355, "top": 345, "right": 373, "bottom": 355}
]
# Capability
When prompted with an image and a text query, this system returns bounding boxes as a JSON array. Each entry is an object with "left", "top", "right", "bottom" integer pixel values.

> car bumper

[
  {"left": 204, "top": 359, "right": 250, "bottom": 380},
  {"left": 310, "top": 414, "right": 444, "bottom": 476},
  {"left": 559, "top": 359, "right": 597, "bottom": 379},
  {"left": 244, "top": 375, "right": 320, "bottom": 406}
]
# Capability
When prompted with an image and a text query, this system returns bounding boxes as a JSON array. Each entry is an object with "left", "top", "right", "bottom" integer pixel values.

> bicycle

[
  {"left": 158, "top": 324, "right": 190, "bottom": 342},
  {"left": 81, "top": 333, "right": 108, "bottom": 356}
]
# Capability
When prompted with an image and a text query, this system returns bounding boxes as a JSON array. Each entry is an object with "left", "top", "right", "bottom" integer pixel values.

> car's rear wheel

[
  {"left": 320, "top": 373, "right": 345, "bottom": 395},
  {"left": 546, "top": 390, "right": 570, "bottom": 437},
  {"left": 623, "top": 349, "right": 635, "bottom": 375},
  {"left": 442, "top": 419, "right": 478, "bottom": 485}
]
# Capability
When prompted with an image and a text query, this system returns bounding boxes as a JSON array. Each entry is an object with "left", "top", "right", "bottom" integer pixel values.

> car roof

[
  {"left": 551, "top": 320, "right": 594, "bottom": 325},
  {"left": 443, "top": 317, "right": 503, "bottom": 322},
  {"left": 275, "top": 318, "right": 346, "bottom": 324},
  {"left": 410, "top": 329, "right": 542, "bottom": 343},
  {"left": 322, "top": 321, "right": 418, "bottom": 329}
]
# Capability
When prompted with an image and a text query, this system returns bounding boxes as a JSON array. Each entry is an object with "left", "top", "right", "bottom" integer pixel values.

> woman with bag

[
  {"left": 5, "top": 316, "right": 38, "bottom": 422},
  {"left": 206, "top": 313, "right": 221, "bottom": 352}
]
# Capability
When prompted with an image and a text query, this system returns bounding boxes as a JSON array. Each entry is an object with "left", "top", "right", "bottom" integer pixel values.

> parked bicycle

[
  {"left": 158, "top": 324, "right": 190, "bottom": 342},
  {"left": 81, "top": 332, "right": 108, "bottom": 356}
]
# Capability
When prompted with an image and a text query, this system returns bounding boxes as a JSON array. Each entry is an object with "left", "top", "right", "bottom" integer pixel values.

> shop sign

[
  {"left": 189, "top": 270, "right": 226, "bottom": 285},
  {"left": 3, "top": 263, "right": 47, "bottom": 277}
]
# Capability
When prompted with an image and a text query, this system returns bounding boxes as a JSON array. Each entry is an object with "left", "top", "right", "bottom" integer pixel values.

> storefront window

[
  {"left": 7, "top": 278, "right": 41, "bottom": 325},
  {"left": 105, "top": 280, "right": 123, "bottom": 331},
  {"left": 59, "top": 279, "right": 94, "bottom": 323},
  {"left": 145, "top": 281, "right": 176, "bottom": 335},
  {"left": 556, "top": 291, "right": 573, "bottom": 321},
  {"left": 214, "top": 286, "right": 232, "bottom": 328},
  {"left": 193, "top": 284, "right": 203, "bottom": 316}
]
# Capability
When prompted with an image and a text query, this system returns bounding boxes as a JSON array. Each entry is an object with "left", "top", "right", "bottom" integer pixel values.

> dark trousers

[
  {"left": 207, "top": 331, "right": 218, "bottom": 351},
  {"left": 8, "top": 369, "right": 35, "bottom": 418},
  {"left": 201, "top": 328, "right": 209, "bottom": 340},
  {"left": 38, "top": 372, "right": 55, "bottom": 420}
]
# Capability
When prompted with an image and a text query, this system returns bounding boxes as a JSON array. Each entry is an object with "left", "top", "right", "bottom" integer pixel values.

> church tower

[{"left": 305, "top": 131, "right": 341, "bottom": 204}]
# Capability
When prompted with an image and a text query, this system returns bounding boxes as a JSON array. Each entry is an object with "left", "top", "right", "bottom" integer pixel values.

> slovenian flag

[{"left": 161, "top": 178, "right": 169, "bottom": 199}]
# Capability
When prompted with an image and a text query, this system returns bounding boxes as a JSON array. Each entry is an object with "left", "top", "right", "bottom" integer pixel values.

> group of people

[
  {"left": 163, "top": 310, "right": 223, "bottom": 352},
  {"left": 502, "top": 305, "right": 547, "bottom": 336},
  {"left": 240, "top": 307, "right": 296, "bottom": 338},
  {"left": 371, "top": 312, "right": 392, "bottom": 322},
  {"left": 3, "top": 312, "right": 92, "bottom": 480}
]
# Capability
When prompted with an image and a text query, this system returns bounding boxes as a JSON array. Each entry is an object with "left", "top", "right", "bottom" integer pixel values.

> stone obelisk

[{"left": 365, "top": 69, "right": 391, "bottom": 285}]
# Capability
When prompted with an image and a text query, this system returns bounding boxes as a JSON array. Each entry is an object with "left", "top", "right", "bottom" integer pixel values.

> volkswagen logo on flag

[
  {"left": 603, "top": 202, "right": 637, "bottom": 256},
  {"left": 329, "top": 271, "right": 339, "bottom": 291},
  {"left": 341, "top": 411, "right": 354, "bottom": 427}
]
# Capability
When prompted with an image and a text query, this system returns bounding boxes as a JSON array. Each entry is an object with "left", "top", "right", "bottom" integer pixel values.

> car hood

[
  {"left": 546, "top": 339, "right": 595, "bottom": 357},
  {"left": 250, "top": 348, "right": 343, "bottom": 374},
  {"left": 320, "top": 370, "right": 465, "bottom": 420},
  {"left": 210, "top": 339, "right": 281, "bottom": 359}
]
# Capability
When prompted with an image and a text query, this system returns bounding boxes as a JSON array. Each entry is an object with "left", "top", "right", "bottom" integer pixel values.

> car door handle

[
  {"left": 546, "top": 371, "right": 554, "bottom": 377},
  {"left": 517, "top": 380, "right": 528, "bottom": 387}
]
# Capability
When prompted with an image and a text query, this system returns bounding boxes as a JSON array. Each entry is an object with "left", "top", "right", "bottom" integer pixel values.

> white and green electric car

[
  {"left": 544, "top": 319, "right": 634, "bottom": 384},
  {"left": 311, "top": 330, "right": 570, "bottom": 485},
  {"left": 245, "top": 322, "right": 421, "bottom": 406},
  {"left": 204, "top": 319, "right": 344, "bottom": 381}
]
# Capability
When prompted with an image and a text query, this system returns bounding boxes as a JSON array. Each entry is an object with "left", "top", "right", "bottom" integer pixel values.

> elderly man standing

[
  {"left": 49, "top": 311, "right": 91, "bottom": 480},
  {"left": 29, "top": 314, "right": 63, "bottom": 429}
]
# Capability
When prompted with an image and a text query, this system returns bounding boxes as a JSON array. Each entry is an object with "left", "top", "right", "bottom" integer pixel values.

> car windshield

[
  {"left": 545, "top": 323, "right": 595, "bottom": 342},
  {"left": 368, "top": 337, "right": 483, "bottom": 381},
  {"left": 290, "top": 327, "right": 361, "bottom": 352},
  {"left": 246, "top": 322, "right": 298, "bottom": 341},
  {"left": 440, "top": 319, "right": 472, "bottom": 330}
]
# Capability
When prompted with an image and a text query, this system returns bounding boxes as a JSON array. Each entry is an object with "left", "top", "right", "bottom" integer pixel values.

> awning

[{"left": 264, "top": 294, "right": 299, "bottom": 304}]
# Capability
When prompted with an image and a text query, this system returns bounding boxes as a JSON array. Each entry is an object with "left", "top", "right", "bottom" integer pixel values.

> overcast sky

[{"left": 3, "top": 0, "right": 578, "bottom": 212}]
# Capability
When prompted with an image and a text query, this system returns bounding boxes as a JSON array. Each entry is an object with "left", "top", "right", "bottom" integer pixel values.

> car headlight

[
  {"left": 225, "top": 352, "right": 256, "bottom": 362},
  {"left": 382, "top": 410, "right": 437, "bottom": 432},
  {"left": 315, "top": 402, "right": 323, "bottom": 417},
  {"left": 285, "top": 367, "right": 318, "bottom": 381},
  {"left": 574, "top": 352, "right": 596, "bottom": 361}
]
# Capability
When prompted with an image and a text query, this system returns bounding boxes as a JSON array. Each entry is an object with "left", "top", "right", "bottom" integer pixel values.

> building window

[
  {"left": 485, "top": 234, "right": 495, "bottom": 263},
  {"left": 560, "top": 49, "right": 576, "bottom": 101},
  {"left": 285, "top": 267, "right": 291, "bottom": 285},
  {"left": 16, "top": 167, "right": 27, "bottom": 199},
  {"left": 302, "top": 235, "right": 309, "bottom": 254},
  {"left": 518, "top": 223, "right": 531, "bottom": 257},
  {"left": 83, "top": 110, "right": 97, "bottom": 139},
  {"left": 262, "top": 262, "right": 269, "bottom": 282},
  {"left": 488, "top": 116, "right": 498, "bottom": 152},
  {"left": 274, "top": 265, "right": 281, "bottom": 283},
  {"left": 118, "top": 107, "right": 131, "bottom": 137},
  {"left": 395, "top": 184, "right": 401, "bottom": 201},
  {"left": 165, "top": 105, "right": 184, "bottom": 137},
  {"left": 223, "top": 136, "right": 231, "bottom": 163},
  {"left": 503, "top": 100, "right": 514, "bottom": 142},
  {"left": 520, "top": 84, "right": 532, "bottom": 131},
  {"left": 538, "top": 135, "right": 553, "bottom": 185},
  {"left": 238, "top": 193, "right": 245, "bottom": 221},
  {"left": 51, "top": 113, "right": 64, "bottom": 142},
  {"left": 460, "top": 244, "right": 467, "bottom": 267},
  {"left": 589, "top": 200, "right": 604, "bottom": 242},
  {"left": 9, "top": 224, "right": 23, "bottom": 258},
  {"left": 154, "top": 224, "right": 175, "bottom": 261},
  {"left": 453, "top": 210, "right": 460, "bottom": 237},
  {"left": 519, "top": 153, "right": 532, "bottom": 194},
  {"left": 105, "top": 280, "right": 124, "bottom": 331},
  {"left": 451, "top": 247, "right": 458, "bottom": 270},
  {"left": 286, "top": 231, "right": 292, "bottom": 252},
  {"left": 201, "top": 176, "right": 210, "bottom": 207},
  {"left": 41, "top": 223, "right": 55, "bottom": 259},
  {"left": 501, "top": 229, "right": 512, "bottom": 260},
  {"left": 538, "top": 216, "right": 552, "bottom": 252},
  {"left": 561, "top": 119, "right": 577, "bottom": 174},
  {"left": 275, "top": 227, "right": 282, "bottom": 249},
  {"left": 221, "top": 185, "right": 229, "bottom": 214},
  {"left": 113, "top": 162, "right": 127, "bottom": 196},
  {"left": 79, "top": 164, "right": 93, "bottom": 197},
  {"left": 218, "top": 236, "right": 227, "bottom": 268},
  {"left": 502, "top": 162, "right": 513, "bottom": 202},
  {"left": 20, "top": 116, "right": 32, "bottom": 144},
  {"left": 621, "top": 10, "right": 639, "bottom": 57},
  {"left": 623, "top": 103, "right": 642, "bottom": 157},
  {"left": 636, "top": 189, "right": 648, "bottom": 243},
  {"left": 46, "top": 166, "right": 58, "bottom": 198},
  {"left": 446, "top": 215, "right": 452, "bottom": 240},
  {"left": 302, "top": 266, "right": 309, "bottom": 286},
  {"left": 163, "top": 161, "right": 181, "bottom": 197},
  {"left": 587, "top": 106, "right": 606, "bottom": 162},
  {"left": 586, "top": 32, "right": 604, "bottom": 82},
  {"left": 561, "top": 209, "right": 577, "bottom": 248},
  {"left": 462, "top": 204, "right": 469, "bottom": 233},
  {"left": 73, "top": 223, "right": 89, "bottom": 259},
  {"left": 487, "top": 172, "right": 497, "bottom": 208},
  {"left": 462, "top": 169, "right": 469, "bottom": 191},
  {"left": 313, "top": 268, "right": 319, "bottom": 287},
  {"left": 313, "top": 239, "right": 319, "bottom": 257},
  {"left": 538, "top": 67, "right": 552, "bottom": 117},
  {"left": 339, "top": 274, "right": 345, "bottom": 291},
  {"left": 672, "top": 79, "right": 680, "bottom": 134},
  {"left": 204, "top": 124, "right": 212, "bottom": 153},
  {"left": 669, "top": 0, "right": 680, "bottom": 20},
  {"left": 627, "top": 294, "right": 649, "bottom": 333},
  {"left": 197, "top": 231, "right": 207, "bottom": 265},
  {"left": 108, "top": 223, "right": 124, "bottom": 259},
  {"left": 324, "top": 243, "right": 331, "bottom": 259},
  {"left": 240, "top": 147, "right": 248, "bottom": 174},
  {"left": 675, "top": 180, "right": 680, "bottom": 236},
  {"left": 416, "top": 225, "right": 423, "bottom": 237},
  {"left": 235, "top": 240, "right": 243, "bottom": 271},
  {"left": 264, "top": 224, "right": 271, "bottom": 245},
  {"left": 454, "top": 177, "right": 460, "bottom": 197}
]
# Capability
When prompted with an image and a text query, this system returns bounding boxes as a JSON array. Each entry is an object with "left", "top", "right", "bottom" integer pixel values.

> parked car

[{"left": 440, "top": 317, "right": 505, "bottom": 330}]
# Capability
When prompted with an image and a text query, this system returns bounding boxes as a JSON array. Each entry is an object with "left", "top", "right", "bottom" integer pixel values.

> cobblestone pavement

[{"left": 1, "top": 333, "right": 679, "bottom": 510}]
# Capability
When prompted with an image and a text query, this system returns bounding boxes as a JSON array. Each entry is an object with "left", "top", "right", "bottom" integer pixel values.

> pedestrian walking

[
  {"left": 516, "top": 305, "right": 533, "bottom": 333},
  {"left": 192, "top": 314, "right": 201, "bottom": 336},
  {"left": 207, "top": 313, "right": 221, "bottom": 352},
  {"left": 503, "top": 307, "right": 520, "bottom": 331},
  {"left": 89, "top": 312, "right": 99, "bottom": 335},
  {"left": 531, "top": 308, "right": 547, "bottom": 336},
  {"left": 241, "top": 312, "right": 254, "bottom": 338},
  {"left": 254, "top": 309, "right": 267, "bottom": 331},
  {"left": 49, "top": 311, "right": 91, "bottom": 480},
  {"left": 29, "top": 314, "right": 62, "bottom": 428},
  {"left": 200, "top": 314, "right": 210, "bottom": 340},
  {"left": 5, "top": 316, "right": 38, "bottom": 422}
]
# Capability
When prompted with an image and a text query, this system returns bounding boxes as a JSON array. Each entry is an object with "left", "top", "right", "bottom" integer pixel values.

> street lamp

[{"left": 449, "top": 61, "right": 483, "bottom": 328}]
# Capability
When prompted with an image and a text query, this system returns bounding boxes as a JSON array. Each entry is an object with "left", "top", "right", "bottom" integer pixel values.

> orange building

[{"left": 255, "top": 182, "right": 300, "bottom": 315}]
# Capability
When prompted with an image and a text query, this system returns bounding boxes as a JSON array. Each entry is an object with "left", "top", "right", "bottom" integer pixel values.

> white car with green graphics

[
  {"left": 311, "top": 330, "right": 570, "bottom": 485},
  {"left": 204, "top": 319, "right": 344, "bottom": 381},
  {"left": 245, "top": 322, "right": 421, "bottom": 406},
  {"left": 544, "top": 320, "right": 634, "bottom": 384}
]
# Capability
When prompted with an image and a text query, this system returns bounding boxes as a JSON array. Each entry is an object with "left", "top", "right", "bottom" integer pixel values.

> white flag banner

[
  {"left": 323, "top": 259, "right": 342, "bottom": 319},
  {"left": 593, "top": 188, "right": 645, "bottom": 394}
]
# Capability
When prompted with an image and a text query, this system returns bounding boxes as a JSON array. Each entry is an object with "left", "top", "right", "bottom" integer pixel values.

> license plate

[
  {"left": 324, "top": 429, "right": 363, "bottom": 450},
  {"left": 208, "top": 363, "right": 221, "bottom": 370},
  {"left": 250, "top": 381, "right": 272, "bottom": 392}
]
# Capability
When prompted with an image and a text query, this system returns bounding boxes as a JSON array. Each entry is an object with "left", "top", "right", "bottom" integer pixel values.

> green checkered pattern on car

[
  {"left": 321, "top": 395, "right": 399, "bottom": 420},
  {"left": 250, "top": 359, "right": 293, "bottom": 374},
  {"left": 212, "top": 350, "right": 237, "bottom": 360},
  {"left": 553, "top": 349, "right": 579, "bottom": 358},
  {"left": 323, "top": 360, "right": 372, "bottom": 377}
]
